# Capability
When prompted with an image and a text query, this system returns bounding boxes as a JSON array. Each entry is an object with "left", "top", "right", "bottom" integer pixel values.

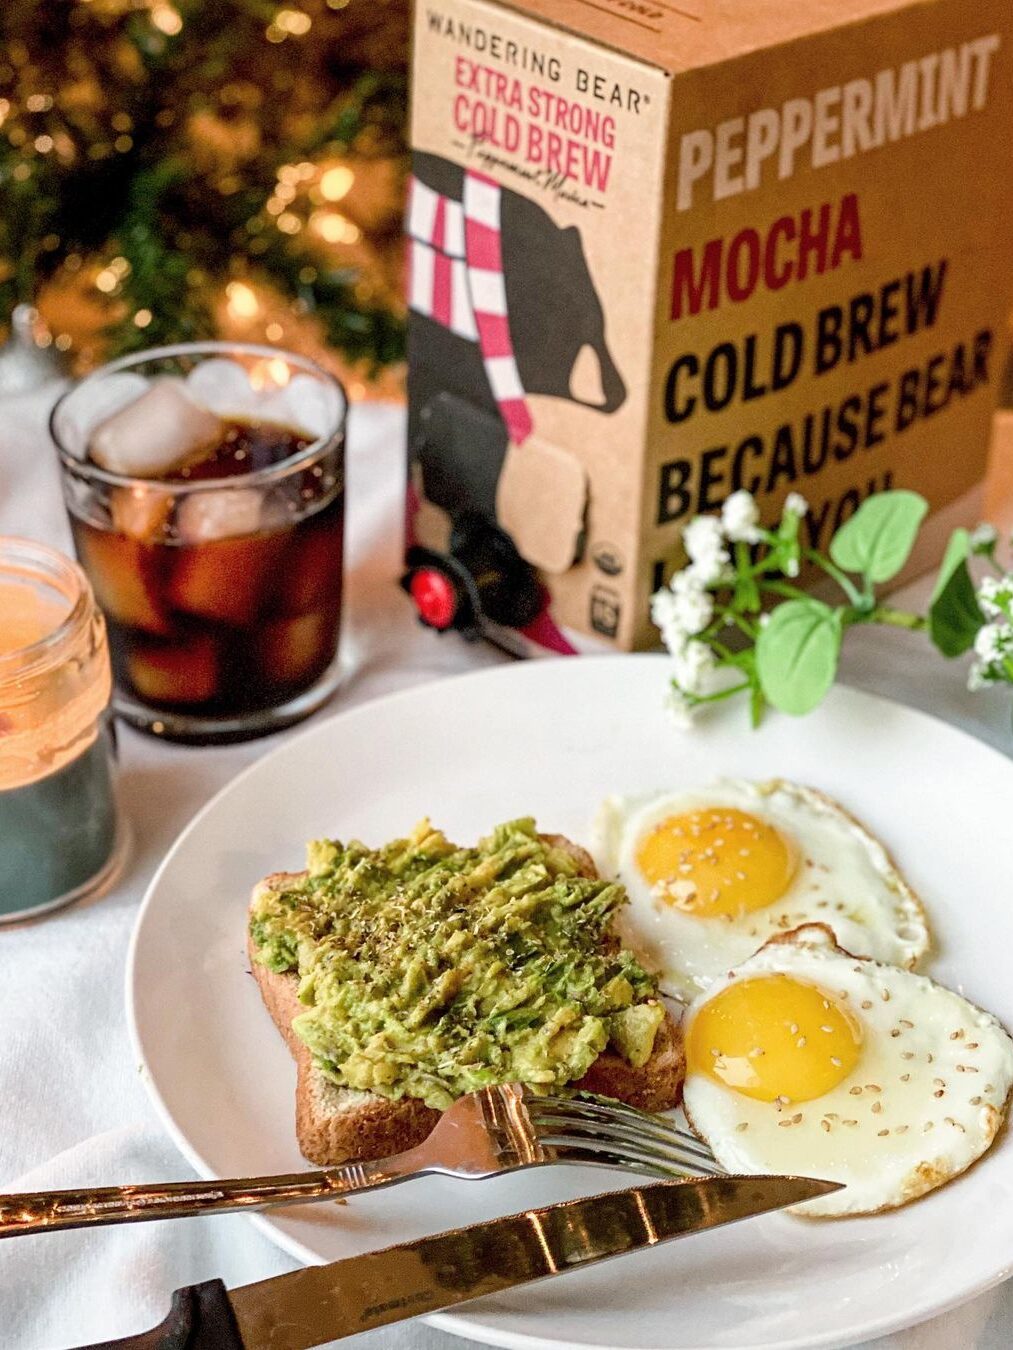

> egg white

[
  {"left": 682, "top": 926, "right": 1013, "bottom": 1217},
  {"left": 592, "top": 779, "right": 929, "bottom": 1002}
]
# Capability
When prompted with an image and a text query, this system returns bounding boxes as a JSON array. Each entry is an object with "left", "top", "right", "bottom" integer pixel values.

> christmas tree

[{"left": 0, "top": 0, "right": 409, "bottom": 384}]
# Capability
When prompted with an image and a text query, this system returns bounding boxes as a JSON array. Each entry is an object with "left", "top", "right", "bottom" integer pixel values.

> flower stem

[
  {"left": 803, "top": 549, "right": 866, "bottom": 608},
  {"left": 868, "top": 606, "right": 927, "bottom": 631}
]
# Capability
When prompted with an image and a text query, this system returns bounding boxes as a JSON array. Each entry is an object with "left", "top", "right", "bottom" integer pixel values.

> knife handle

[{"left": 75, "top": 1280, "right": 245, "bottom": 1350}]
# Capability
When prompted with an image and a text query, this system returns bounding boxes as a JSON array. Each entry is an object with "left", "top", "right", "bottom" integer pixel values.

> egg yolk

[
  {"left": 637, "top": 808, "right": 795, "bottom": 918},
  {"left": 686, "top": 975, "right": 863, "bottom": 1103}
]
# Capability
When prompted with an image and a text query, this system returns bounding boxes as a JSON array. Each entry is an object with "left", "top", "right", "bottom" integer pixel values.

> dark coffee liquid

[
  {"left": 0, "top": 723, "right": 119, "bottom": 918},
  {"left": 167, "top": 420, "right": 312, "bottom": 481},
  {"left": 72, "top": 418, "right": 344, "bottom": 739}
]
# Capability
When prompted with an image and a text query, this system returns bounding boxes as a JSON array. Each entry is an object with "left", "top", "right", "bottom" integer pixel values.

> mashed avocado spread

[{"left": 249, "top": 818, "right": 664, "bottom": 1110}]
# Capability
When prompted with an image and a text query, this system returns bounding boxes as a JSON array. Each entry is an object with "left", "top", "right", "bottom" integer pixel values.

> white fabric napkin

[{"left": 1, "top": 385, "right": 1012, "bottom": 1349}]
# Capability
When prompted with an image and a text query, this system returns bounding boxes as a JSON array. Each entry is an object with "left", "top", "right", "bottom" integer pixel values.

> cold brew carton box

[{"left": 406, "top": 0, "right": 1013, "bottom": 650}]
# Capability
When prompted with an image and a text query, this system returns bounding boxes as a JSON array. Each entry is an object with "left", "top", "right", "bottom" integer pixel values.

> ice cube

[
  {"left": 185, "top": 359, "right": 261, "bottom": 419},
  {"left": 167, "top": 533, "right": 288, "bottom": 626},
  {"left": 255, "top": 611, "right": 338, "bottom": 687},
  {"left": 76, "top": 528, "right": 169, "bottom": 635},
  {"left": 277, "top": 522, "right": 344, "bottom": 616},
  {"left": 89, "top": 377, "right": 224, "bottom": 478},
  {"left": 110, "top": 485, "right": 174, "bottom": 542},
  {"left": 127, "top": 635, "right": 220, "bottom": 705},
  {"left": 176, "top": 488, "right": 262, "bottom": 543}
]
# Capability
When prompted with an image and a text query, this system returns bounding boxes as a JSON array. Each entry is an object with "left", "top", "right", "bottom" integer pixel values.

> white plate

[{"left": 127, "top": 656, "right": 1013, "bottom": 1350}]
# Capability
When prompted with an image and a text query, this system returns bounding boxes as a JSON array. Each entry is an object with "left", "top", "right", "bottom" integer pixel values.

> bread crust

[{"left": 249, "top": 837, "right": 684, "bottom": 1165}]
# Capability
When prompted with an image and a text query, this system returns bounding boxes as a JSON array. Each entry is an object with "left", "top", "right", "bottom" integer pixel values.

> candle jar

[{"left": 0, "top": 538, "right": 125, "bottom": 922}]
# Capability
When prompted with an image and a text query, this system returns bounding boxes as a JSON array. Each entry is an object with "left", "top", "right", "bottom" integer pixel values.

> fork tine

[
  {"left": 547, "top": 1144, "right": 706, "bottom": 1181},
  {"left": 527, "top": 1095, "right": 718, "bottom": 1165},
  {"left": 532, "top": 1110, "right": 719, "bottom": 1168},
  {"left": 536, "top": 1123, "right": 724, "bottom": 1175},
  {"left": 544, "top": 1134, "right": 723, "bottom": 1178}
]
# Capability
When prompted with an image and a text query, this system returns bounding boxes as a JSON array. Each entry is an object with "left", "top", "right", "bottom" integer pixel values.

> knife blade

[{"left": 78, "top": 1174, "right": 838, "bottom": 1350}]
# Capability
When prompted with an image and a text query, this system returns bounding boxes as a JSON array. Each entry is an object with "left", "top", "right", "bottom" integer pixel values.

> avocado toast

[{"left": 248, "top": 818, "right": 684, "bottom": 1165}]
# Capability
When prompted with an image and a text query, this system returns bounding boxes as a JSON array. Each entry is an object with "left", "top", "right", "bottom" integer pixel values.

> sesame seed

[
  {"left": 861, "top": 1000, "right": 873, "bottom": 1010},
  {"left": 958, "top": 1065, "right": 979, "bottom": 1073},
  {"left": 933, "top": 1089, "right": 945, "bottom": 1098},
  {"left": 792, "top": 1112, "right": 803, "bottom": 1124},
  {"left": 970, "top": 1096, "right": 983, "bottom": 1106},
  {"left": 923, "top": 1122, "right": 934, "bottom": 1133},
  {"left": 824, "top": 1112, "right": 839, "bottom": 1120},
  {"left": 796, "top": 1036, "right": 807, "bottom": 1048},
  {"left": 944, "top": 1117, "right": 966, "bottom": 1132},
  {"left": 949, "top": 1031, "right": 962, "bottom": 1041},
  {"left": 821, "top": 1119, "right": 831, "bottom": 1132},
  {"left": 849, "top": 1086, "right": 863, "bottom": 1096},
  {"left": 820, "top": 1025, "right": 833, "bottom": 1033},
  {"left": 843, "top": 1119, "right": 858, "bottom": 1127},
  {"left": 933, "top": 1078, "right": 945, "bottom": 1087},
  {"left": 895, "top": 1125, "right": 909, "bottom": 1134},
  {"left": 838, "top": 990, "right": 850, "bottom": 1000},
  {"left": 871, "top": 1101, "right": 883, "bottom": 1114},
  {"left": 735, "top": 871, "right": 747, "bottom": 881},
  {"left": 881, "top": 989, "right": 891, "bottom": 1002},
  {"left": 865, "top": 1084, "right": 881, "bottom": 1093},
  {"left": 966, "top": 1042, "right": 979, "bottom": 1050},
  {"left": 890, "top": 1030, "right": 901, "bottom": 1038},
  {"left": 776, "top": 1094, "right": 790, "bottom": 1106},
  {"left": 710, "top": 1048, "right": 720, "bottom": 1057},
  {"left": 901, "top": 1052, "right": 915, "bottom": 1060},
  {"left": 778, "top": 1119, "right": 793, "bottom": 1128},
  {"left": 986, "top": 1083, "right": 995, "bottom": 1093},
  {"left": 830, "top": 1056, "right": 842, "bottom": 1067},
  {"left": 899, "top": 1019, "right": 914, "bottom": 1029},
  {"left": 877, "top": 1128, "right": 889, "bottom": 1136},
  {"left": 790, "top": 1023, "right": 799, "bottom": 1035},
  {"left": 927, "top": 1054, "right": 934, "bottom": 1064},
  {"left": 749, "top": 1046, "right": 765, "bottom": 1058},
  {"left": 735, "top": 1122, "right": 749, "bottom": 1132},
  {"left": 900, "top": 1073, "right": 911, "bottom": 1082}
]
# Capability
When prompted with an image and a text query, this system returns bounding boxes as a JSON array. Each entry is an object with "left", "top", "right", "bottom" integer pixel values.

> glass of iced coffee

[{"left": 51, "top": 343, "right": 346, "bottom": 744}]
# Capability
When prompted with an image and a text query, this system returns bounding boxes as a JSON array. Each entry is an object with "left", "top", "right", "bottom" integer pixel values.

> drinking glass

[{"left": 51, "top": 343, "right": 347, "bottom": 744}]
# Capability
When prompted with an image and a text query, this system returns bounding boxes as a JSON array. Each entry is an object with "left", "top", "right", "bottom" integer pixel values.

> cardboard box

[{"left": 406, "top": 0, "right": 1013, "bottom": 650}]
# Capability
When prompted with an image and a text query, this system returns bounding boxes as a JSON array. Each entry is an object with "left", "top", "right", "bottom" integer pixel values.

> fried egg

[
  {"left": 682, "top": 926, "right": 1013, "bottom": 1216},
  {"left": 592, "top": 780, "right": 928, "bottom": 1001}
]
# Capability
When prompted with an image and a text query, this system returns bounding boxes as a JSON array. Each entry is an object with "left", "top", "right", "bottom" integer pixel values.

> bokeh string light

[{"left": 0, "top": 0, "right": 408, "bottom": 380}]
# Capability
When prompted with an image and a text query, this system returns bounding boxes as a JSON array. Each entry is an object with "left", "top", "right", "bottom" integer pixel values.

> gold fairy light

[
  {"left": 275, "top": 212, "right": 302, "bottom": 235},
  {"left": 151, "top": 4, "right": 183, "bottom": 35},
  {"left": 95, "top": 269, "right": 119, "bottom": 294},
  {"left": 225, "top": 281, "right": 260, "bottom": 318},
  {"left": 320, "top": 166, "right": 354, "bottom": 202},
  {"left": 276, "top": 9, "right": 312, "bottom": 34},
  {"left": 312, "top": 210, "right": 360, "bottom": 244},
  {"left": 134, "top": 309, "right": 153, "bottom": 328}
]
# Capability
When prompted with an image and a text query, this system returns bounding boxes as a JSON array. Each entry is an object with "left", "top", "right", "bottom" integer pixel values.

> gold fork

[{"left": 0, "top": 1086, "right": 722, "bottom": 1237}]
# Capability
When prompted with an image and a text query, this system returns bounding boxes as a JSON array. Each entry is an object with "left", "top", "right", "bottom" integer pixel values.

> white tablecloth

[{"left": 1, "top": 384, "right": 1012, "bottom": 1350}]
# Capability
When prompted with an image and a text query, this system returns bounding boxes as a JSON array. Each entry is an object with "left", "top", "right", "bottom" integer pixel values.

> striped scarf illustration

[{"left": 406, "top": 170, "right": 534, "bottom": 446}]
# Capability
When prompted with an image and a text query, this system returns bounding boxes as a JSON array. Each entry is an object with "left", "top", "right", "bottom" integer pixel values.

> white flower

[
  {"left": 672, "top": 638, "right": 716, "bottom": 695},
  {"left": 974, "top": 622, "right": 1009, "bottom": 663},
  {"left": 970, "top": 523, "right": 998, "bottom": 553},
  {"left": 977, "top": 575, "right": 1013, "bottom": 621},
  {"left": 721, "top": 490, "right": 762, "bottom": 543},
  {"left": 682, "top": 515, "right": 729, "bottom": 582},
  {"left": 669, "top": 568, "right": 714, "bottom": 634},
  {"left": 784, "top": 491, "right": 809, "bottom": 518},
  {"left": 664, "top": 683, "right": 696, "bottom": 728}
]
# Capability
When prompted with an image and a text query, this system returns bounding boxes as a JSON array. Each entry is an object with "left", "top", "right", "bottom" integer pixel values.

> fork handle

[
  {"left": 0, "top": 1155, "right": 422, "bottom": 1237},
  {"left": 73, "top": 1280, "right": 244, "bottom": 1349}
]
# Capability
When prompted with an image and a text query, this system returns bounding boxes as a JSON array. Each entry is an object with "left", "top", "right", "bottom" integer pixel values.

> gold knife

[{"left": 76, "top": 1174, "right": 839, "bottom": 1349}]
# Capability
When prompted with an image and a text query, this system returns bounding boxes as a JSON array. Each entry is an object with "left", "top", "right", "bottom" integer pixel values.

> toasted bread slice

[{"left": 249, "top": 836, "right": 685, "bottom": 1166}]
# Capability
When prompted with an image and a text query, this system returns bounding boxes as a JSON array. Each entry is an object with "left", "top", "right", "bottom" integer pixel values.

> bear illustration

[{"left": 407, "top": 150, "right": 626, "bottom": 524}]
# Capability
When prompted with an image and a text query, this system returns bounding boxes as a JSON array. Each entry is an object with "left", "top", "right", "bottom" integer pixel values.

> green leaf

[
  {"left": 756, "top": 599, "right": 842, "bottom": 716},
  {"left": 829, "top": 491, "right": 929, "bottom": 583},
  {"left": 928, "top": 528, "right": 984, "bottom": 656}
]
